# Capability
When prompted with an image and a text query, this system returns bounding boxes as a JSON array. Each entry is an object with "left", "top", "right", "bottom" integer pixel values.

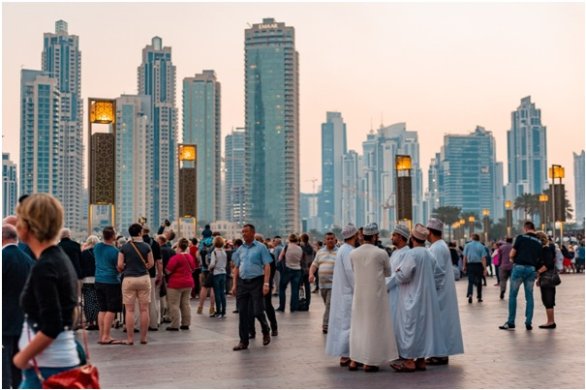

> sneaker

[
  {"left": 271, "top": 329, "right": 278, "bottom": 336},
  {"left": 478, "top": 298, "right": 483, "bottom": 303},
  {"left": 180, "top": 325, "right": 190, "bottom": 330},
  {"left": 468, "top": 296, "right": 472, "bottom": 304},
  {"left": 525, "top": 323, "right": 533, "bottom": 330},
  {"left": 499, "top": 322, "right": 515, "bottom": 330}
]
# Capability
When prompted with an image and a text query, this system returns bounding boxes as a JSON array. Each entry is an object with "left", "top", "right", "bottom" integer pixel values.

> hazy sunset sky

[{"left": 2, "top": 2, "right": 584, "bottom": 211}]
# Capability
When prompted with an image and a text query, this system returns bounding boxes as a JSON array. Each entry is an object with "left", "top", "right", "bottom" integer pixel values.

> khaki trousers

[{"left": 167, "top": 287, "right": 192, "bottom": 328}]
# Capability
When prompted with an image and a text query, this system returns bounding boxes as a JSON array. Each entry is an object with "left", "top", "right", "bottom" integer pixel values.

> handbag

[
  {"left": 28, "top": 321, "right": 100, "bottom": 389},
  {"left": 539, "top": 268, "right": 561, "bottom": 288}
]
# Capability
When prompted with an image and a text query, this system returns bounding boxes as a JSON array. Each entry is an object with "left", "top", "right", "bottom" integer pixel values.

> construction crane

[{"left": 305, "top": 178, "right": 318, "bottom": 194}]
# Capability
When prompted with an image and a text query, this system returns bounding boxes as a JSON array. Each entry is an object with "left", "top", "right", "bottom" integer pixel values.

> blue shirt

[
  {"left": 463, "top": 241, "right": 486, "bottom": 263},
  {"left": 94, "top": 242, "right": 120, "bottom": 284},
  {"left": 233, "top": 240, "right": 272, "bottom": 280}
]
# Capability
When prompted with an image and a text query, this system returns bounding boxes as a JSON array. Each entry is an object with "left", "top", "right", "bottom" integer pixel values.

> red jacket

[{"left": 166, "top": 253, "right": 195, "bottom": 289}]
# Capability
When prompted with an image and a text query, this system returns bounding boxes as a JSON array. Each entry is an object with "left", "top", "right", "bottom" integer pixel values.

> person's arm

[
  {"left": 463, "top": 255, "right": 468, "bottom": 273},
  {"left": 309, "top": 262, "right": 318, "bottom": 283},
  {"left": 263, "top": 263, "right": 271, "bottom": 296},
  {"left": 231, "top": 266, "right": 239, "bottom": 296},
  {"left": 394, "top": 254, "right": 416, "bottom": 284},
  {"left": 155, "top": 259, "right": 163, "bottom": 284},
  {"left": 383, "top": 254, "right": 391, "bottom": 278},
  {"left": 146, "top": 251, "right": 154, "bottom": 269},
  {"left": 481, "top": 255, "right": 487, "bottom": 276},
  {"left": 13, "top": 332, "right": 53, "bottom": 369},
  {"left": 209, "top": 251, "right": 217, "bottom": 270},
  {"left": 117, "top": 252, "right": 125, "bottom": 273}
]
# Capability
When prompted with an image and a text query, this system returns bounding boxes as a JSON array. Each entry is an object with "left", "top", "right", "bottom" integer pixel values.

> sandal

[
  {"left": 364, "top": 365, "right": 379, "bottom": 373},
  {"left": 339, "top": 357, "right": 351, "bottom": 367},
  {"left": 425, "top": 356, "right": 449, "bottom": 365},
  {"left": 390, "top": 360, "right": 416, "bottom": 372},
  {"left": 348, "top": 361, "right": 364, "bottom": 371}
]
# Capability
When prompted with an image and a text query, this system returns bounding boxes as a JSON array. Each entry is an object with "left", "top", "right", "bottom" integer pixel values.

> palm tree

[
  {"left": 432, "top": 206, "right": 462, "bottom": 241},
  {"left": 514, "top": 193, "right": 539, "bottom": 221},
  {"left": 543, "top": 188, "right": 574, "bottom": 221}
]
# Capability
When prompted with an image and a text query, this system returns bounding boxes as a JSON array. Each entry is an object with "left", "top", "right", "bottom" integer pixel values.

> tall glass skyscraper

[
  {"left": 319, "top": 112, "right": 347, "bottom": 230},
  {"left": 42, "top": 20, "right": 83, "bottom": 232},
  {"left": 20, "top": 69, "right": 62, "bottom": 200},
  {"left": 574, "top": 150, "right": 585, "bottom": 225},
  {"left": 138, "top": 37, "right": 177, "bottom": 226},
  {"left": 225, "top": 128, "right": 246, "bottom": 225},
  {"left": 507, "top": 96, "right": 548, "bottom": 197},
  {"left": 116, "top": 95, "right": 153, "bottom": 235},
  {"left": 3, "top": 153, "right": 18, "bottom": 218},
  {"left": 244, "top": 18, "right": 299, "bottom": 236},
  {"left": 183, "top": 70, "right": 221, "bottom": 224},
  {"left": 341, "top": 150, "right": 362, "bottom": 226},
  {"left": 439, "top": 126, "right": 498, "bottom": 216}
]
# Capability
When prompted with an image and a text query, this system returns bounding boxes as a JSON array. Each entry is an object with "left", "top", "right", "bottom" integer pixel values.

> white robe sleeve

[
  {"left": 394, "top": 253, "right": 416, "bottom": 284},
  {"left": 430, "top": 247, "right": 446, "bottom": 291}
]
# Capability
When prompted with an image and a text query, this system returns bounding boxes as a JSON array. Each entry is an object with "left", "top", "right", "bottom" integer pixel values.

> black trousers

[
  {"left": 467, "top": 263, "right": 484, "bottom": 299},
  {"left": 248, "top": 293, "right": 277, "bottom": 335},
  {"left": 237, "top": 276, "right": 269, "bottom": 344},
  {"left": 2, "top": 334, "right": 21, "bottom": 389}
]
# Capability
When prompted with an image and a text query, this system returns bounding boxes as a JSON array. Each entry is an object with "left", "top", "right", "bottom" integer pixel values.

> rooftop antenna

[{"left": 369, "top": 118, "right": 374, "bottom": 134}]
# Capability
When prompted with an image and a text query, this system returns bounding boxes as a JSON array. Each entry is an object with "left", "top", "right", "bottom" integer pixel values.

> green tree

[
  {"left": 432, "top": 206, "right": 462, "bottom": 241},
  {"left": 514, "top": 193, "right": 539, "bottom": 221}
]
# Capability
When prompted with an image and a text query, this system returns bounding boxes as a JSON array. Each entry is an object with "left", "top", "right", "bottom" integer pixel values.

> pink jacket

[{"left": 166, "top": 253, "right": 195, "bottom": 289}]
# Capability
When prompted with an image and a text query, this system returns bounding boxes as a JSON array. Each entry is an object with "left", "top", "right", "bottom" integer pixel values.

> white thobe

[
  {"left": 385, "top": 246, "right": 409, "bottom": 349},
  {"left": 325, "top": 243, "right": 355, "bottom": 357},
  {"left": 429, "top": 240, "right": 464, "bottom": 356},
  {"left": 349, "top": 244, "right": 397, "bottom": 365},
  {"left": 388, "top": 246, "right": 442, "bottom": 359}
]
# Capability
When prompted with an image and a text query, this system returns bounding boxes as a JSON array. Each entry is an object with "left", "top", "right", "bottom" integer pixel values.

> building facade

[
  {"left": 3, "top": 153, "right": 18, "bottom": 218},
  {"left": 438, "top": 126, "right": 498, "bottom": 217},
  {"left": 225, "top": 127, "right": 246, "bottom": 225},
  {"left": 138, "top": 36, "right": 178, "bottom": 227},
  {"left": 341, "top": 150, "right": 363, "bottom": 227},
  {"left": 244, "top": 18, "right": 300, "bottom": 236},
  {"left": 115, "top": 95, "right": 153, "bottom": 235},
  {"left": 574, "top": 150, "right": 585, "bottom": 225},
  {"left": 20, "top": 69, "right": 62, "bottom": 200},
  {"left": 41, "top": 20, "right": 84, "bottom": 232},
  {"left": 319, "top": 111, "right": 347, "bottom": 230},
  {"left": 182, "top": 70, "right": 221, "bottom": 224},
  {"left": 507, "top": 96, "right": 548, "bottom": 197}
]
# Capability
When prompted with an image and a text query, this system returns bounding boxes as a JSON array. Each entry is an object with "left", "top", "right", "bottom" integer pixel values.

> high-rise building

[
  {"left": 494, "top": 162, "right": 505, "bottom": 220},
  {"left": 244, "top": 18, "right": 300, "bottom": 236},
  {"left": 507, "top": 96, "right": 548, "bottom": 197},
  {"left": 574, "top": 150, "right": 585, "bottom": 225},
  {"left": 438, "top": 126, "right": 498, "bottom": 217},
  {"left": 116, "top": 95, "right": 153, "bottom": 235},
  {"left": 426, "top": 153, "right": 442, "bottom": 218},
  {"left": 20, "top": 69, "right": 62, "bottom": 199},
  {"left": 359, "top": 123, "right": 423, "bottom": 230},
  {"left": 42, "top": 20, "right": 84, "bottom": 232},
  {"left": 138, "top": 37, "right": 178, "bottom": 226},
  {"left": 225, "top": 128, "right": 246, "bottom": 225},
  {"left": 341, "top": 150, "right": 362, "bottom": 226},
  {"left": 3, "top": 153, "right": 18, "bottom": 218},
  {"left": 183, "top": 70, "right": 221, "bottom": 224},
  {"left": 300, "top": 193, "right": 321, "bottom": 232},
  {"left": 319, "top": 112, "right": 347, "bottom": 230}
]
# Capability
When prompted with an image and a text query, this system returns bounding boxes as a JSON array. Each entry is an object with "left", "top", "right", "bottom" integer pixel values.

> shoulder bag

[
  {"left": 539, "top": 268, "right": 561, "bottom": 288},
  {"left": 129, "top": 241, "right": 149, "bottom": 270}
]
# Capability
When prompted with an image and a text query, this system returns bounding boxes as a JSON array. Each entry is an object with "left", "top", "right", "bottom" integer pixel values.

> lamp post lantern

[
  {"left": 395, "top": 155, "right": 412, "bottom": 228},
  {"left": 468, "top": 215, "right": 475, "bottom": 238},
  {"left": 549, "top": 164, "right": 565, "bottom": 242},
  {"left": 539, "top": 194, "right": 549, "bottom": 232},
  {"left": 505, "top": 201, "right": 513, "bottom": 238},
  {"left": 482, "top": 209, "right": 490, "bottom": 243},
  {"left": 178, "top": 144, "right": 197, "bottom": 238}
]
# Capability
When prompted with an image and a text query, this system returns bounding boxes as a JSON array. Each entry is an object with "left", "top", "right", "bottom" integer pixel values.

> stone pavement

[{"left": 90, "top": 274, "right": 584, "bottom": 388}]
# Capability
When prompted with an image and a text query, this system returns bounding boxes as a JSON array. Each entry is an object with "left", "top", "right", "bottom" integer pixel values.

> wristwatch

[{"left": 263, "top": 282, "right": 269, "bottom": 286}]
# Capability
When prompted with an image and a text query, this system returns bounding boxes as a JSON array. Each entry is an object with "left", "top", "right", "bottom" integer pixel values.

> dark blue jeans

[
  {"left": 213, "top": 274, "right": 227, "bottom": 315},
  {"left": 278, "top": 267, "right": 302, "bottom": 312},
  {"left": 507, "top": 264, "right": 537, "bottom": 326},
  {"left": 466, "top": 263, "right": 484, "bottom": 299}
]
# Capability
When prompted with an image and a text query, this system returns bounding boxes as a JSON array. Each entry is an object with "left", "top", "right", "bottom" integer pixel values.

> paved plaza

[{"left": 90, "top": 274, "right": 585, "bottom": 389}]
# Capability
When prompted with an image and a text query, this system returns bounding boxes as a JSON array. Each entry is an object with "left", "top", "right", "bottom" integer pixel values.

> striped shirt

[{"left": 313, "top": 247, "right": 337, "bottom": 289}]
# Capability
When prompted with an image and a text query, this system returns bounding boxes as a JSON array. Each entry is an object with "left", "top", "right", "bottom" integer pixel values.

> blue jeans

[
  {"left": 20, "top": 365, "right": 78, "bottom": 389},
  {"left": 278, "top": 267, "right": 302, "bottom": 311},
  {"left": 213, "top": 274, "right": 227, "bottom": 315},
  {"left": 507, "top": 264, "right": 537, "bottom": 326}
]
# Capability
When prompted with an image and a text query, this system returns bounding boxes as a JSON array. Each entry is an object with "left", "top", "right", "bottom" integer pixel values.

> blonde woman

[{"left": 13, "top": 194, "right": 80, "bottom": 388}]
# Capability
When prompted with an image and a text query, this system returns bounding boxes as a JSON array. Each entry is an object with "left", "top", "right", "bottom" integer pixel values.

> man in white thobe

[
  {"left": 325, "top": 224, "right": 358, "bottom": 367},
  {"left": 426, "top": 218, "right": 464, "bottom": 365},
  {"left": 389, "top": 224, "right": 442, "bottom": 372},
  {"left": 385, "top": 224, "right": 411, "bottom": 362},
  {"left": 349, "top": 223, "right": 396, "bottom": 372}
]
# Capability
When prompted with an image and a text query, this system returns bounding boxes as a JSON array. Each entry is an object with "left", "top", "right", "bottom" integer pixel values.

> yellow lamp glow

[
  {"left": 539, "top": 194, "right": 549, "bottom": 202},
  {"left": 179, "top": 145, "right": 196, "bottom": 161},
  {"left": 482, "top": 209, "right": 490, "bottom": 216},
  {"left": 468, "top": 216, "right": 475, "bottom": 222},
  {"left": 90, "top": 100, "right": 115, "bottom": 124},
  {"left": 549, "top": 165, "right": 565, "bottom": 179},
  {"left": 459, "top": 218, "right": 465, "bottom": 225},
  {"left": 395, "top": 155, "right": 412, "bottom": 171},
  {"left": 505, "top": 201, "right": 512, "bottom": 209}
]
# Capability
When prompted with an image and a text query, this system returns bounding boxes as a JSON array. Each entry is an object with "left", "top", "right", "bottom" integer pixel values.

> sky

[{"left": 2, "top": 2, "right": 585, "bottom": 214}]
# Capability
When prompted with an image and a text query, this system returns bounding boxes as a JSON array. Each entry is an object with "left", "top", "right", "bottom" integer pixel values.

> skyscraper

[
  {"left": 438, "top": 126, "right": 498, "bottom": 217},
  {"left": 244, "top": 18, "right": 299, "bottom": 235},
  {"left": 225, "top": 128, "right": 246, "bottom": 225},
  {"left": 574, "top": 150, "right": 585, "bottom": 225},
  {"left": 341, "top": 150, "right": 362, "bottom": 226},
  {"left": 183, "top": 70, "right": 221, "bottom": 224},
  {"left": 359, "top": 123, "right": 423, "bottom": 230},
  {"left": 319, "top": 112, "right": 347, "bottom": 230},
  {"left": 3, "top": 153, "right": 18, "bottom": 218},
  {"left": 138, "top": 37, "right": 178, "bottom": 226},
  {"left": 19, "top": 69, "right": 62, "bottom": 199},
  {"left": 507, "top": 96, "right": 548, "bottom": 197},
  {"left": 42, "top": 20, "right": 83, "bottom": 232},
  {"left": 116, "top": 95, "right": 153, "bottom": 235}
]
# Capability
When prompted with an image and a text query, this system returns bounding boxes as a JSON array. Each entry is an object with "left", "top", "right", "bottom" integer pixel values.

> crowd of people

[{"left": 3, "top": 192, "right": 585, "bottom": 387}]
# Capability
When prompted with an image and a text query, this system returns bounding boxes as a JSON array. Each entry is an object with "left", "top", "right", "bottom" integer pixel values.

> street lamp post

[
  {"left": 482, "top": 209, "right": 490, "bottom": 243},
  {"left": 459, "top": 218, "right": 465, "bottom": 241},
  {"left": 178, "top": 144, "right": 197, "bottom": 238},
  {"left": 539, "top": 194, "right": 549, "bottom": 232},
  {"left": 468, "top": 215, "right": 475, "bottom": 238},
  {"left": 549, "top": 164, "right": 565, "bottom": 242},
  {"left": 505, "top": 201, "right": 513, "bottom": 238}
]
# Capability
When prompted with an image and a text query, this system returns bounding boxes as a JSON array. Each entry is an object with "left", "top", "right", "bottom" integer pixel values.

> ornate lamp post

[
  {"left": 178, "top": 144, "right": 197, "bottom": 238},
  {"left": 539, "top": 194, "right": 549, "bottom": 232},
  {"left": 549, "top": 164, "right": 565, "bottom": 241},
  {"left": 395, "top": 155, "right": 412, "bottom": 229},
  {"left": 468, "top": 215, "right": 475, "bottom": 238},
  {"left": 505, "top": 201, "right": 513, "bottom": 238},
  {"left": 482, "top": 209, "right": 490, "bottom": 243},
  {"left": 459, "top": 218, "right": 466, "bottom": 240},
  {"left": 88, "top": 98, "right": 116, "bottom": 235}
]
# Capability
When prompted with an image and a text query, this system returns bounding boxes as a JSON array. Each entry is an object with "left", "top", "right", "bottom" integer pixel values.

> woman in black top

[
  {"left": 80, "top": 235, "right": 99, "bottom": 330},
  {"left": 535, "top": 231, "right": 557, "bottom": 329},
  {"left": 13, "top": 194, "right": 80, "bottom": 388}
]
